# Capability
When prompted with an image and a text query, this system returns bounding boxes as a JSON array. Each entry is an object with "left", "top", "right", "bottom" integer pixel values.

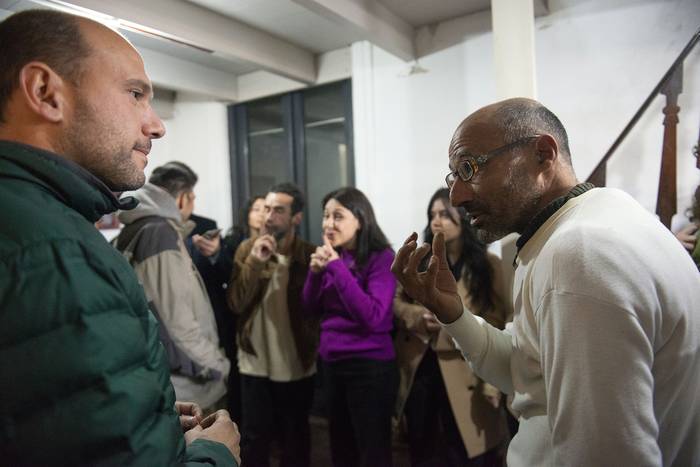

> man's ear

[
  {"left": 292, "top": 211, "right": 303, "bottom": 227},
  {"left": 176, "top": 192, "right": 183, "bottom": 209},
  {"left": 18, "top": 62, "right": 70, "bottom": 123},
  {"left": 534, "top": 134, "right": 558, "bottom": 166}
]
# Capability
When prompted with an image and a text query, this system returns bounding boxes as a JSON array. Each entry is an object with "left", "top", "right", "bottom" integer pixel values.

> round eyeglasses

[{"left": 445, "top": 135, "right": 540, "bottom": 187}]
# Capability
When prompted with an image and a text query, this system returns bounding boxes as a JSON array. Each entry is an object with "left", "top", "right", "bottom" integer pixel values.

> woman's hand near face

[
  {"left": 310, "top": 236, "right": 340, "bottom": 273},
  {"left": 322, "top": 235, "right": 340, "bottom": 262},
  {"left": 310, "top": 249, "right": 327, "bottom": 273}
]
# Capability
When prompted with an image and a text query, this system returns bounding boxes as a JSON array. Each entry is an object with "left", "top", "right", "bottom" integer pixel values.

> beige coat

[{"left": 393, "top": 252, "right": 509, "bottom": 458}]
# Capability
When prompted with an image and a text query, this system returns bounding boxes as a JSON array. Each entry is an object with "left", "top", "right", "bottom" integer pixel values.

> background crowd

[{"left": 127, "top": 159, "right": 516, "bottom": 466}]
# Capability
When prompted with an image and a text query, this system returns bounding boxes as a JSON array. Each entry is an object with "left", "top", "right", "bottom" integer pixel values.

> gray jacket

[{"left": 116, "top": 183, "right": 230, "bottom": 409}]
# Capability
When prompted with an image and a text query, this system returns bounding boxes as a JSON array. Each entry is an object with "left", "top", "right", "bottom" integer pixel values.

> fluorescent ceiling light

[
  {"left": 31, "top": 0, "right": 118, "bottom": 27},
  {"left": 28, "top": 0, "right": 213, "bottom": 54}
]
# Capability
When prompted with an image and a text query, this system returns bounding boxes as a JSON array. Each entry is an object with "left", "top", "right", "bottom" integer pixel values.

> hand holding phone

[
  {"left": 192, "top": 230, "right": 222, "bottom": 257},
  {"left": 202, "top": 228, "right": 222, "bottom": 240}
]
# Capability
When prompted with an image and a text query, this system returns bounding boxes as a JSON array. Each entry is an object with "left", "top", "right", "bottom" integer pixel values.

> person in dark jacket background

[{"left": 0, "top": 9, "right": 240, "bottom": 466}]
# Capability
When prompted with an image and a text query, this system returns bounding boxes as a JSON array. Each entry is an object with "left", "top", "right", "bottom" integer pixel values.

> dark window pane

[
  {"left": 247, "top": 96, "right": 289, "bottom": 196},
  {"left": 303, "top": 82, "right": 351, "bottom": 245}
]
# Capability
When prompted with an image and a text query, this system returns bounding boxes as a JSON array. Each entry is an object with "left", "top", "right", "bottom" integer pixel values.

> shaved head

[
  {"left": 447, "top": 98, "right": 578, "bottom": 242},
  {"left": 0, "top": 9, "right": 91, "bottom": 123},
  {"left": 0, "top": 9, "right": 164, "bottom": 191},
  {"left": 451, "top": 98, "right": 572, "bottom": 166}
]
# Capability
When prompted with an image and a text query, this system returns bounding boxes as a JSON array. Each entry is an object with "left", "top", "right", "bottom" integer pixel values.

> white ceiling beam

[
  {"left": 291, "top": 0, "right": 415, "bottom": 61},
  {"left": 139, "top": 47, "right": 238, "bottom": 102},
  {"left": 57, "top": 0, "right": 317, "bottom": 83}
]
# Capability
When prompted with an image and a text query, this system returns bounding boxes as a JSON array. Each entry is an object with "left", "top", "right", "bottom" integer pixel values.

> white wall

[
  {"left": 147, "top": 94, "right": 233, "bottom": 229},
  {"left": 352, "top": 0, "right": 700, "bottom": 248}
]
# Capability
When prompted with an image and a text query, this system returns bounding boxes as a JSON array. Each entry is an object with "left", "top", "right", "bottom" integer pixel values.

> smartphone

[{"left": 202, "top": 228, "right": 222, "bottom": 240}]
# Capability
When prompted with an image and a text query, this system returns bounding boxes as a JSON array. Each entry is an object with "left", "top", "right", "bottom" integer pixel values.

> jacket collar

[
  {"left": 118, "top": 183, "right": 184, "bottom": 226},
  {"left": 512, "top": 182, "right": 595, "bottom": 267},
  {"left": 0, "top": 140, "right": 137, "bottom": 223}
]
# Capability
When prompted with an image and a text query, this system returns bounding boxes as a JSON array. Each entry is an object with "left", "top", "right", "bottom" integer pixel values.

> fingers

[
  {"left": 260, "top": 235, "right": 276, "bottom": 249},
  {"left": 425, "top": 254, "right": 439, "bottom": 290},
  {"left": 254, "top": 234, "right": 276, "bottom": 259},
  {"left": 191, "top": 403, "right": 203, "bottom": 421},
  {"left": 184, "top": 423, "right": 203, "bottom": 444},
  {"left": 391, "top": 232, "right": 418, "bottom": 279},
  {"left": 180, "top": 415, "right": 199, "bottom": 432},
  {"left": 322, "top": 236, "right": 338, "bottom": 260},
  {"left": 423, "top": 312, "right": 439, "bottom": 323},
  {"left": 312, "top": 244, "right": 336, "bottom": 267},
  {"left": 405, "top": 242, "right": 431, "bottom": 274},
  {"left": 423, "top": 312, "right": 441, "bottom": 332},
  {"left": 200, "top": 409, "right": 231, "bottom": 429},
  {"left": 175, "top": 401, "right": 203, "bottom": 418},
  {"left": 431, "top": 232, "right": 449, "bottom": 270},
  {"left": 323, "top": 234, "right": 333, "bottom": 250}
]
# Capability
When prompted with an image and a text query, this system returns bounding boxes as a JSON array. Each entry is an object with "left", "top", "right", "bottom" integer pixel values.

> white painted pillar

[
  {"left": 491, "top": 0, "right": 537, "bottom": 99},
  {"left": 350, "top": 41, "right": 377, "bottom": 195},
  {"left": 491, "top": 1, "right": 538, "bottom": 313}
]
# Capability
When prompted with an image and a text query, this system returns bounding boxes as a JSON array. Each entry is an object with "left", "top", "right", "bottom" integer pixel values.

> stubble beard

[
  {"left": 62, "top": 96, "right": 145, "bottom": 192},
  {"left": 474, "top": 165, "right": 542, "bottom": 244},
  {"left": 263, "top": 223, "right": 290, "bottom": 242}
]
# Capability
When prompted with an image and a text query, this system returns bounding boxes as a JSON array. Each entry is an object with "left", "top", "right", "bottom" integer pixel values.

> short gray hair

[{"left": 493, "top": 100, "right": 572, "bottom": 165}]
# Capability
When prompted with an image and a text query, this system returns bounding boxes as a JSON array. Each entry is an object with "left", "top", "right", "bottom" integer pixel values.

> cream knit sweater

[{"left": 444, "top": 188, "right": 700, "bottom": 467}]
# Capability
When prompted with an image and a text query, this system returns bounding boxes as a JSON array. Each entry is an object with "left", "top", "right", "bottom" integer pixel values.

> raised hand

[
  {"left": 322, "top": 234, "right": 340, "bottom": 262},
  {"left": 391, "top": 232, "right": 463, "bottom": 324},
  {"left": 192, "top": 233, "right": 221, "bottom": 258},
  {"left": 310, "top": 235, "right": 340, "bottom": 273},
  {"left": 251, "top": 234, "right": 277, "bottom": 262},
  {"left": 675, "top": 223, "right": 698, "bottom": 252}
]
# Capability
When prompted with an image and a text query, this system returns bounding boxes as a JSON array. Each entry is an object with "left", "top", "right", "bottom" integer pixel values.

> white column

[
  {"left": 491, "top": 1, "right": 537, "bottom": 308},
  {"left": 491, "top": 0, "right": 537, "bottom": 99},
  {"left": 350, "top": 41, "right": 376, "bottom": 194}
]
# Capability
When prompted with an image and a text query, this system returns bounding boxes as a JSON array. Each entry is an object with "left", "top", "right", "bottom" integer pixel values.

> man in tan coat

[{"left": 228, "top": 183, "right": 318, "bottom": 467}]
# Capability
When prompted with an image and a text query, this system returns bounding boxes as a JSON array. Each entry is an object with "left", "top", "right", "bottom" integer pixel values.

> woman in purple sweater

[{"left": 301, "top": 187, "right": 397, "bottom": 467}]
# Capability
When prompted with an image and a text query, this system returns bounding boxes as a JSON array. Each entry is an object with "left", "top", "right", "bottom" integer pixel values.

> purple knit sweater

[{"left": 301, "top": 247, "right": 396, "bottom": 362}]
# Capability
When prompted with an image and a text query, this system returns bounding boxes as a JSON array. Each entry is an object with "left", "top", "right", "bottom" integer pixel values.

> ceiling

[
  {"left": 0, "top": 0, "right": 549, "bottom": 101},
  {"left": 186, "top": 0, "right": 361, "bottom": 54},
  {"left": 378, "top": 0, "right": 491, "bottom": 27},
  {"left": 186, "top": 0, "right": 497, "bottom": 53}
]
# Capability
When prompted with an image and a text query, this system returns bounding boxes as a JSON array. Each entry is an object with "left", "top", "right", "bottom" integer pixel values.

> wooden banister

[{"left": 586, "top": 27, "right": 700, "bottom": 228}]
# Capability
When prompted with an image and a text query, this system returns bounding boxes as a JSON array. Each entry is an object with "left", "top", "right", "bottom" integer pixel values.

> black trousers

[
  {"left": 323, "top": 358, "right": 398, "bottom": 467},
  {"left": 404, "top": 349, "right": 501, "bottom": 467},
  {"left": 240, "top": 374, "right": 315, "bottom": 467}
]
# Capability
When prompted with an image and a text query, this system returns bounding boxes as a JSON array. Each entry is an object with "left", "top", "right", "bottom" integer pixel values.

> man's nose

[
  {"left": 449, "top": 179, "right": 474, "bottom": 207},
  {"left": 144, "top": 106, "right": 166, "bottom": 139}
]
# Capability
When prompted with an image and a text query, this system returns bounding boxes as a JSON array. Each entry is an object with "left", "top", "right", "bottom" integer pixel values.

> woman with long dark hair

[
  {"left": 227, "top": 195, "right": 265, "bottom": 248},
  {"left": 393, "top": 187, "right": 509, "bottom": 466},
  {"left": 301, "top": 187, "right": 397, "bottom": 467}
]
